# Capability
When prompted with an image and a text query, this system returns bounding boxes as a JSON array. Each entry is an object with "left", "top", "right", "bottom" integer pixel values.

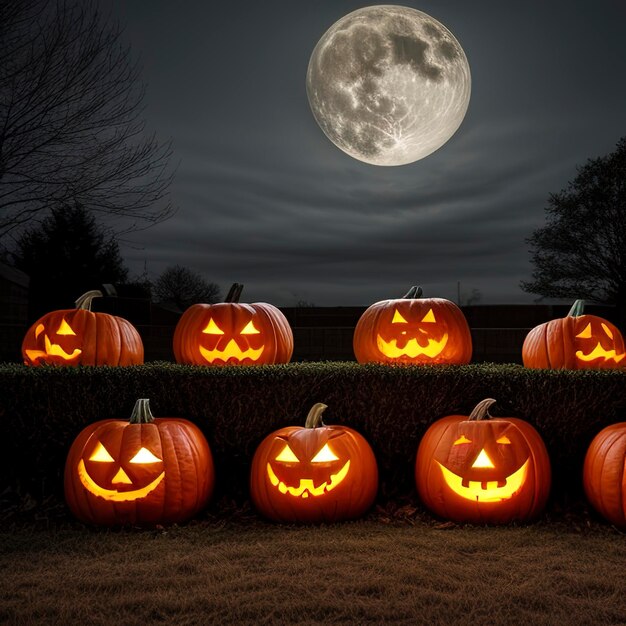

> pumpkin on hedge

[
  {"left": 522, "top": 299, "right": 626, "bottom": 369},
  {"left": 22, "top": 290, "right": 144, "bottom": 366},
  {"left": 415, "top": 399, "right": 551, "bottom": 524},
  {"left": 173, "top": 283, "right": 293, "bottom": 365},
  {"left": 353, "top": 286, "right": 472, "bottom": 365},
  {"left": 583, "top": 423, "right": 626, "bottom": 528},
  {"left": 64, "top": 399, "right": 214, "bottom": 526},
  {"left": 250, "top": 403, "right": 378, "bottom": 523}
]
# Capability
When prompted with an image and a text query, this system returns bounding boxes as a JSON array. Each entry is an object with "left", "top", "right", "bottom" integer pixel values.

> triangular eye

[
  {"left": 576, "top": 323, "right": 592, "bottom": 339},
  {"left": 57, "top": 319, "right": 76, "bottom": 335},
  {"left": 601, "top": 323, "right": 614, "bottom": 340},
  {"left": 275, "top": 444, "right": 299, "bottom": 463},
  {"left": 89, "top": 442, "right": 115, "bottom": 462},
  {"left": 453, "top": 435, "right": 472, "bottom": 445},
  {"left": 421, "top": 309, "right": 436, "bottom": 323},
  {"left": 311, "top": 443, "right": 339, "bottom": 463},
  {"left": 496, "top": 435, "right": 511, "bottom": 445},
  {"left": 241, "top": 320, "right": 261, "bottom": 335},
  {"left": 392, "top": 310, "right": 409, "bottom": 324},
  {"left": 202, "top": 318, "right": 224, "bottom": 335},
  {"left": 129, "top": 447, "right": 162, "bottom": 464}
]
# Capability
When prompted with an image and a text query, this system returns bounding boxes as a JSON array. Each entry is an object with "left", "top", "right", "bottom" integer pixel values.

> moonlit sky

[{"left": 101, "top": 0, "right": 626, "bottom": 307}]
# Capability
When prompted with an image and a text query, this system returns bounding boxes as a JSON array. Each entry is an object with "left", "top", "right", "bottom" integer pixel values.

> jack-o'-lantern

[
  {"left": 353, "top": 286, "right": 472, "bottom": 365},
  {"left": 583, "top": 422, "right": 626, "bottom": 528},
  {"left": 415, "top": 399, "right": 551, "bottom": 524},
  {"left": 250, "top": 403, "right": 378, "bottom": 523},
  {"left": 173, "top": 283, "right": 293, "bottom": 365},
  {"left": 22, "top": 290, "right": 143, "bottom": 366},
  {"left": 523, "top": 299, "right": 626, "bottom": 369},
  {"left": 64, "top": 399, "right": 214, "bottom": 526}
]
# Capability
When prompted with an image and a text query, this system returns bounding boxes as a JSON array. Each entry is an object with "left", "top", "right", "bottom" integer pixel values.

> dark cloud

[{"left": 101, "top": 0, "right": 626, "bottom": 306}]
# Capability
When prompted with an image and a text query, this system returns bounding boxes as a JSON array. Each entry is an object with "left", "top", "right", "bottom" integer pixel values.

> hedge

[{"left": 1, "top": 362, "right": 626, "bottom": 510}]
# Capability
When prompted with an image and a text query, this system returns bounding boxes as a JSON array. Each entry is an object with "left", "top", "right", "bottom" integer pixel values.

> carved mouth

[
  {"left": 377, "top": 333, "right": 448, "bottom": 359},
  {"left": 266, "top": 460, "right": 350, "bottom": 498},
  {"left": 77, "top": 459, "right": 165, "bottom": 502},
  {"left": 436, "top": 459, "right": 529, "bottom": 503},
  {"left": 576, "top": 343, "right": 626, "bottom": 363},
  {"left": 25, "top": 333, "right": 82, "bottom": 363},
  {"left": 199, "top": 339, "right": 264, "bottom": 363}
]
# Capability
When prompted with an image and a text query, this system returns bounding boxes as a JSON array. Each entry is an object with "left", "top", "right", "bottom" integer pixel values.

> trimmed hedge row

[{"left": 1, "top": 362, "right": 626, "bottom": 509}]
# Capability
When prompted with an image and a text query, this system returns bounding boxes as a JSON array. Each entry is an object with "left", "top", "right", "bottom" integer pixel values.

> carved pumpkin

[
  {"left": 353, "top": 286, "right": 472, "bottom": 365},
  {"left": 250, "top": 403, "right": 378, "bottom": 523},
  {"left": 64, "top": 399, "right": 214, "bottom": 526},
  {"left": 522, "top": 299, "right": 626, "bottom": 369},
  {"left": 583, "top": 423, "right": 626, "bottom": 528},
  {"left": 173, "top": 283, "right": 293, "bottom": 365},
  {"left": 22, "top": 290, "right": 144, "bottom": 366},
  {"left": 415, "top": 399, "right": 551, "bottom": 524}
]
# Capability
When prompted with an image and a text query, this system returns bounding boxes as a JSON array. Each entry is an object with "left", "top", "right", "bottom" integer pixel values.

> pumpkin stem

[
  {"left": 402, "top": 286, "right": 423, "bottom": 299},
  {"left": 75, "top": 290, "right": 103, "bottom": 311},
  {"left": 567, "top": 299, "right": 586, "bottom": 317},
  {"left": 304, "top": 403, "right": 328, "bottom": 429},
  {"left": 129, "top": 399, "right": 156, "bottom": 424},
  {"left": 468, "top": 398, "right": 497, "bottom": 421},
  {"left": 225, "top": 283, "right": 244, "bottom": 303}
]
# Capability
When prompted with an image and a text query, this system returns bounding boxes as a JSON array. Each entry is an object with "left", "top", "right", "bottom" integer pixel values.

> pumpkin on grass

[
  {"left": 583, "top": 423, "right": 626, "bottom": 528},
  {"left": 22, "top": 290, "right": 143, "bottom": 366},
  {"left": 173, "top": 283, "right": 293, "bottom": 365},
  {"left": 522, "top": 299, "right": 626, "bottom": 369},
  {"left": 65, "top": 399, "right": 214, "bottom": 526},
  {"left": 250, "top": 403, "right": 378, "bottom": 523},
  {"left": 415, "top": 399, "right": 551, "bottom": 524},
  {"left": 353, "top": 285, "right": 472, "bottom": 365}
]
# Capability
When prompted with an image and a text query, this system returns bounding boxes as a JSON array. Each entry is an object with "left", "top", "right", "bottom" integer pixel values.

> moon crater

[{"left": 306, "top": 6, "right": 471, "bottom": 166}]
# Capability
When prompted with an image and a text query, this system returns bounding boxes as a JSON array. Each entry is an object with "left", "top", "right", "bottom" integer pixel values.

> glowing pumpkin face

[
  {"left": 250, "top": 403, "right": 378, "bottom": 523},
  {"left": 523, "top": 299, "right": 626, "bottom": 369},
  {"left": 353, "top": 286, "right": 472, "bottom": 365},
  {"left": 64, "top": 399, "right": 214, "bottom": 526},
  {"left": 22, "top": 290, "right": 143, "bottom": 366},
  {"left": 415, "top": 399, "right": 551, "bottom": 524},
  {"left": 173, "top": 283, "right": 293, "bottom": 366}
]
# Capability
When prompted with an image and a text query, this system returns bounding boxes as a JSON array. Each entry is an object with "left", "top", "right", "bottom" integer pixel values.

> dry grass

[{"left": 2, "top": 509, "right": 626, "bottom": 625}]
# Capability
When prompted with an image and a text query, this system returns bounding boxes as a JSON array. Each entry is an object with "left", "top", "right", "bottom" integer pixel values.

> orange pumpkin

[
  {"left": 353, "top": 286, "right": 472, "bottom": 365},
  {"left": 173, "top": 283, "right": 293, "bottom": 365},
  {"left": 583, "top": 423, "right": 626, "bottom": 528},
  {"left": 415, "top": 399, "right": 551, "bottom": 524},
  {"left": 22, "top": 290, "right": 143, "bottom": 366},
  {"left": 250, "top": 403, "right": 378, "bottom": 523},
  {"left": 64, "top": 399, "right": 214, "bottom": 526},
  {"left": 522, "top": 299, "right": 626, "bottom": 369}
]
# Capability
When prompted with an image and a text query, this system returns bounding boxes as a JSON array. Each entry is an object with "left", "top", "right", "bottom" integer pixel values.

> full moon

[{"left": 306, "top": 5, "right": 471, "bottom": 166}]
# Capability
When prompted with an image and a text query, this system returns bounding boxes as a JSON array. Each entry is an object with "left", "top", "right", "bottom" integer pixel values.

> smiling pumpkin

[
  {"left": 250, "top": 403, "right": 378, "bottom": 523},
  {"left": 64, "top": 399, "right": 214, "bottom": 526},
  {"left": 415, "top": 399, "right": 551, "bottom": 524},
  {"left": 353, "top": 286, "right": 472, "bottom": 365}
]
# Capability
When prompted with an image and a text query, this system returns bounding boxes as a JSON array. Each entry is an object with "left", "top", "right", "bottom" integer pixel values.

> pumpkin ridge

[{"left": 599, "top": 431, "right": 626, "bottom": 525}]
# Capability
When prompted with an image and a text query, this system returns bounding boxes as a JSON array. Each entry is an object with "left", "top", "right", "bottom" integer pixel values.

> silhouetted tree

[
  {"left": 0, "top": 0, "right": 175, "bottom": 238},
  {"left": 153, "top": 265, "right": 221, "bottom": 312},
  {"left": 11, "top": 203, "right": 128, "bottom": 319},
  {"left": 522, "top": 137, "right": 626, "bottom": 321}
]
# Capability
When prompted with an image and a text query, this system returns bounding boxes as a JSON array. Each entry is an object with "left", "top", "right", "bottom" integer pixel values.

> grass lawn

[{"left": 1, "top": 501, "right": 626, "bottom": 625}]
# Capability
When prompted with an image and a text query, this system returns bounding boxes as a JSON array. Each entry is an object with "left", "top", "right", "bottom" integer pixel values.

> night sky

[{"left": 102, "top": 0, "right": 626, "bottom": 307}]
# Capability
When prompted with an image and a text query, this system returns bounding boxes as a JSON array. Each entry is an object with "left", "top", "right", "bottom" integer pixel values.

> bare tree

[
  {"left": 153, "top": 265, "right": 221, "bottom": 311},
  {"left": 0, "top": 0, "right": 175, "bottom": 239},
  {"left": 521, "top": 137, "right": 626, "bottom": 323}
]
